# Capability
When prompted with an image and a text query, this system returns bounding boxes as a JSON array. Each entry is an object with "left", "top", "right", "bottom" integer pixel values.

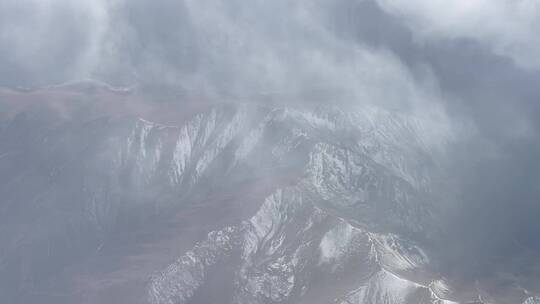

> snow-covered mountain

[
  {"left": 146, "top": 104, "right": 455, "bottom": 304},
  {"left": 0, "top": 90, "right": 537, "bottom": 304}
]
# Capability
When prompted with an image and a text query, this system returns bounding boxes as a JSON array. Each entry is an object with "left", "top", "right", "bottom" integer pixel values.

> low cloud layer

[
  {"left": 0, "top": 0, "right": 447, "bottom": 116},
  {"left": 376, "top": 0, "right": 540, "bottom": 69}
]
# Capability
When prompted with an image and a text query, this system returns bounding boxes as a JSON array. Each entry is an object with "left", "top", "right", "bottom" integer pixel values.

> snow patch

[{"left": 319, "top": 220, "right": 357, "bottom": 263}]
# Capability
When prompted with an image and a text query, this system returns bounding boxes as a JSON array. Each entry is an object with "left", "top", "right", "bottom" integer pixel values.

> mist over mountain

[{"left": 1, "top": 1, "right": 540, "bottom": 304}]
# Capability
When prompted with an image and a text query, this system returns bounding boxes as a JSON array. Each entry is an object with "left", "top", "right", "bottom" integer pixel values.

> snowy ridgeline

[{"left": 148, "top": 184, "right": 455, "bottom": 304}]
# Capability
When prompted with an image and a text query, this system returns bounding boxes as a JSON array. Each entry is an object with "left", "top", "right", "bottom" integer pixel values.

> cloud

[
  {"left": 177, "top": 0, "right": 444, "bottom": 110},
  {"left": 0, "top": 0, "right": 110, "bottom": 85},
  {"left": 0, "top": 0, "right": 449, "bottom": 119},
  {"left": 375, "top": 0, "right": 540, "bottom": 69}
]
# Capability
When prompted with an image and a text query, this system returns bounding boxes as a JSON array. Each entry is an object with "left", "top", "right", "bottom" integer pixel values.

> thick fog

[{"left": 1, "top": 0, "right": 540, "bottom": 301}]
